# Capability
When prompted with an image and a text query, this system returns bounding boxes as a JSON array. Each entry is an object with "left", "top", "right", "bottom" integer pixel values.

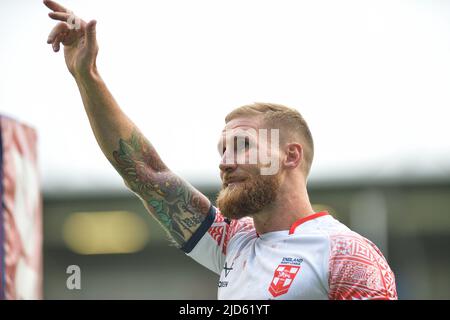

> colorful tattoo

[{"left": 112, "top": 130, "right": 210, "bottom": 247}]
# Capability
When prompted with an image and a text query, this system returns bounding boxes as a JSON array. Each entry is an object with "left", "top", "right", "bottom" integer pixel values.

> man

[{"left": 44, "top": 0, "right": 397, "bottom": 299}]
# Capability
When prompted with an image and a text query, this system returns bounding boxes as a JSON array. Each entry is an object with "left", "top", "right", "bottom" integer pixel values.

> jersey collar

[{"left": 288, "top": 211, "right": 329, "bottom": 235}]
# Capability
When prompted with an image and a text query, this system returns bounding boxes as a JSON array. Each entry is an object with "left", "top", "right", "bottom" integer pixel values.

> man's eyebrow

[{"left": 233, "top": 133, "right": 256, "bottom": 141}]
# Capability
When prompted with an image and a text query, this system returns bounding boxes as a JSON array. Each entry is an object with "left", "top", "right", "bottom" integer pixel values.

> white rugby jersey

[{"left": 182, "top": 206, "right": 397, "bottom": 300}]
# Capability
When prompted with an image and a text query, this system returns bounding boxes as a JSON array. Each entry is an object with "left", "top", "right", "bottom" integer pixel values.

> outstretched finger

[
  {"left": 48, "top": 11, "right": 84, "bottom": 30},
  {"left": 43, "top": 0, "right": 68, "bottom": 13},
  {"left": 48, "top": 11, "right": 71, "bottom": 22}
]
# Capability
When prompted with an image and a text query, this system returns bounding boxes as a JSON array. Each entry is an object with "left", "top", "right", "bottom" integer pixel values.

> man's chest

[{"left": 217, "top": 238, "right": 330, "bottom": 300}]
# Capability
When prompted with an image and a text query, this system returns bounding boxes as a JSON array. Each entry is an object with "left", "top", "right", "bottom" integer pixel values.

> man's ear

[{"left": 283, "top": 143, "right": 303, "bottom": 169}]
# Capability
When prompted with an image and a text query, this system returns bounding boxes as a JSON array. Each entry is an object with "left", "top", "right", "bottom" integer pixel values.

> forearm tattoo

[{"left": 112, "top": 130, "right": 210, "bottom": 247}]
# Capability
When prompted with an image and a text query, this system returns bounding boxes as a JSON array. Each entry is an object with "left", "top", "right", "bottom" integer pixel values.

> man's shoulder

[
  {"left": 329, "top": 230, "right": 382, "bottom": 258},
  {"left": 327, "top": 230, "right": 398, "bottom": 299},
  {"left": 319, "top": 218, "right": 392, "bottom": 273}
]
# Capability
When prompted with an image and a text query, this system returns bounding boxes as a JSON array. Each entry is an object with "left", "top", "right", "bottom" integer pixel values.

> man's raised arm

[{"left": 44, "top": 0, "right": 211, "bottom": 247}]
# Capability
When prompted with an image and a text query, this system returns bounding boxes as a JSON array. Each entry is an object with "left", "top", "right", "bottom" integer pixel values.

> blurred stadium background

[
  {"left": 44, "top": 180, "right": 450, "bottom": 299},
  {"left": 1, "top": 0, "right": 450, "bottom": 299}
]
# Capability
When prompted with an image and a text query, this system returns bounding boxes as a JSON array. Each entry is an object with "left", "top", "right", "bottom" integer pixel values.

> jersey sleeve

[
  {"left": 328, "top": 233, "right": 398, "bottom": 300},
  {"left": 180, "top": 205, "right": 255, "bottom": 275}
]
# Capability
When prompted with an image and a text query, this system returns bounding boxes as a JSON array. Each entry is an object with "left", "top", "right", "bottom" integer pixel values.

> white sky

[{"left": 1, "top": 0, "right": 450, "bottom": 194}]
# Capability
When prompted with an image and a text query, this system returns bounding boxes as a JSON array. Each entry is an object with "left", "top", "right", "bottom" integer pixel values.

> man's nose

[{"left": 219, "top": 153, "right": 238, "bottom": 173}]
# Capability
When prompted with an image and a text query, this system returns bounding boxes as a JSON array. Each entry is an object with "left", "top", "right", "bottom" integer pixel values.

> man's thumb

[{"left": 85, "top": 20, "right": 97, "bottom": 48}]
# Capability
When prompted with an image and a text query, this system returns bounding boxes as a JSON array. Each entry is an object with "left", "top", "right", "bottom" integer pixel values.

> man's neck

[{"left": 251, "top": 183, "right": 315, "bottom": 235}]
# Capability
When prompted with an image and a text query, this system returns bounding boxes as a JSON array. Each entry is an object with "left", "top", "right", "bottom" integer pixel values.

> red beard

[{"left": 216, "top": 172, "right": 281, "bottom": 220}]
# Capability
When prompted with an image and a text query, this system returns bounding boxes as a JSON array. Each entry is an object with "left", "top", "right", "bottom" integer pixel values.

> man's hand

[{"left": 44, "top": 0, "right": 98, "bottom": 78}]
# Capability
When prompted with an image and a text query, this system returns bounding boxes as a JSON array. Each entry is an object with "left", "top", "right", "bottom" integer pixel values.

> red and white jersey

[{"left": 182, "top": 206, "right": 397, "bottom": 300}]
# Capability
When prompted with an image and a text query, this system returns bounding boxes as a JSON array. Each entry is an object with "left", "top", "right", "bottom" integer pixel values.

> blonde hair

[{"left": 225, "top": 102, "right": 314, "bottom": 176}]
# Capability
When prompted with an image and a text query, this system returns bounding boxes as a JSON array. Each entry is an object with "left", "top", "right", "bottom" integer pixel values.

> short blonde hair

[{"left": 225, "top": 102, "right": 314, "bottom": 176}]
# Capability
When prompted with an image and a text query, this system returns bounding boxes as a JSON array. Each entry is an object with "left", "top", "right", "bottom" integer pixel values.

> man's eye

[
  {"left": 238, "top": 138, "right": 250, "bottom": 150},
  {"left": 243, "top": 137, "right": 251, "bottom": 150}
]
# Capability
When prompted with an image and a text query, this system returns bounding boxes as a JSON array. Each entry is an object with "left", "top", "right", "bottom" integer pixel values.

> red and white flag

[{"left": 0, "top": 116, "right": 42, "bottom": 300}]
